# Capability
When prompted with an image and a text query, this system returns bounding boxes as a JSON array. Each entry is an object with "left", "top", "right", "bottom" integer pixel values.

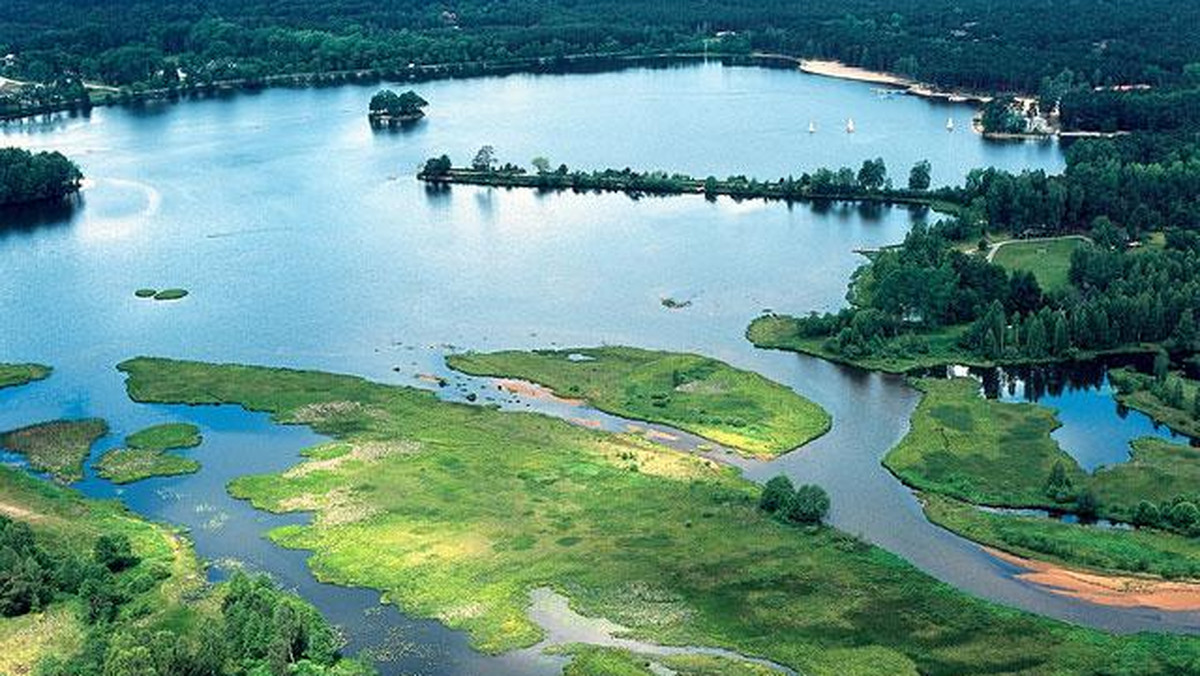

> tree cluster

[
  {"left": 0, "top": 147, "right": 82, "bottom": 206},
  {"left": 759, "top": 475, "right": 830, "bottom": 525}
]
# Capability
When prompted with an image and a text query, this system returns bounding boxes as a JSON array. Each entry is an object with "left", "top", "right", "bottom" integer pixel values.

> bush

[
  {"left": 94, "top": 534, "right": 139, "bottom": 572},
  {"left": 786, "top": 484, "right": 831, "bottom": 525},
  {"left": 759, "top": 475, "right": 795, "bottom": 513}
]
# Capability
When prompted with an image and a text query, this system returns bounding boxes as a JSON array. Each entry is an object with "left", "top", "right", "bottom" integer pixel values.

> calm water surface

[{"left": 2, "top": 63, "right": 1191, "bottom": 673}]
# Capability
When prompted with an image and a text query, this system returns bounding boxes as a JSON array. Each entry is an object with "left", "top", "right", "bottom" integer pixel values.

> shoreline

[
  {"left": 988, "top": 548, "right": 1200, "bottom": 612},
  {"left": 798, "top": 58, "right": 994, "bottom": 104}
]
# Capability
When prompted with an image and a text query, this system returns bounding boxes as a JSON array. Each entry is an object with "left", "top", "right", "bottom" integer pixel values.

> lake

[{"left": 4, "top": 62, "right": 1192, "bottom": 674}]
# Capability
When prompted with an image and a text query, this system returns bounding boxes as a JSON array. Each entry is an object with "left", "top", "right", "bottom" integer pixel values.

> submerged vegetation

[
  {"left": 95, "top": 423, "right": 203, "bottom": 484},
  {"left": 0, "top": 465, "right": 374, "bottom": 675},
  {"left": 447, "top": 346, "right": 831, "bottom": 458},
  {"left": 0, "top": 363, "right": 51, "bottom": 390},
  {"left": 0, "top": 419, "right": 108, "bottom": 482},
  {"left": 112, "top": 356, "right": 1200, "bottom": 675}
]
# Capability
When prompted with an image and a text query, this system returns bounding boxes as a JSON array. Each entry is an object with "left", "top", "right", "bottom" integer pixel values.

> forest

[
  {"left": 3, "top": 0, "right": 1200, "bottom": 124},
  {"left": 0, "top": 148, "right": 82, "bottom": 206}
]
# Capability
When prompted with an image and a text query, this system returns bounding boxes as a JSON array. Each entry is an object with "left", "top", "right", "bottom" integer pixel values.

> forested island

[
  {"left": 420, "top": 151, "right": 950, "bottom": 209},
  {"left": 0, "top": 148, "right": 82, "bottom": 206},
  {"left": 367, "top": 88, "right": 427, "bottom": 127}
]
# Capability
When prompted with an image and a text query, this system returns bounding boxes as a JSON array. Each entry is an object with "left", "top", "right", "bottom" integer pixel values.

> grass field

[
  {"left": 447, "top": 346, "right": 830, "bottom": 458},
  {"left": 923, "top": 494, "right": 1200, "bottom": 579},
  {"left": 0, "top": 418, "right": 109, "bottom": 482},
  {"left": 990, "top": 238, "right": 1088, "bottom": 292},
  {"left": 115, "top": 356, "right": 1200, "bottom": 675},
  {"left": 1109, "top": 367, "right": 1200, "bottom": 438},
  {"left": 883, "top": 378, "right": 1083, "bottom": 507},
  {"left": 1091, "top": 437, "right": 1200, "bottom": 514},
  {"left": 0, "top": 363, "right": 51, "bottom": 390}
]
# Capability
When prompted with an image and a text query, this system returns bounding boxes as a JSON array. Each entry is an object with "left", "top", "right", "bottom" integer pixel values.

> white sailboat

[
  {"left": 846, "top": 118, "right": 855, "bottom": 133},
  {"left": 946, "top": 117, "right": 955, "bottom": 131},
  {"left": 808, "top": 120, "right": 816, "bottom": 134}
]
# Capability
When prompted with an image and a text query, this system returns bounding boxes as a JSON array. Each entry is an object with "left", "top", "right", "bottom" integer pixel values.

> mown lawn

[
  {"left": 991, "top": 238, "right": 1087, "bottom": 292},
  {"left": 447, "top": 346, "right": 830, "bottom": 458},
  {"left": 116, "top": 356, "right": 1200, "bottom": 676}
]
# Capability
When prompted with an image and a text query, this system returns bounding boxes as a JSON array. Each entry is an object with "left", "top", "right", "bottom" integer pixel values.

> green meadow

[
  {"left": 114, "top": 356, "right": 1200, "bottom": 676},
  {"left": 447, "top": 346, "right": 830, "bottom": 458}
]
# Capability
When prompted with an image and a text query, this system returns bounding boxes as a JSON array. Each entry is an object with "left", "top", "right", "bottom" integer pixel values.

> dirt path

[{"left": 990, "top": 548, "right": 1200, "bottom": 612}]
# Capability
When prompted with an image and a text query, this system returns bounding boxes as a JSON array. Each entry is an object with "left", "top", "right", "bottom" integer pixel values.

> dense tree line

[
  {"left": 3, "top": 0, "right": 1199, "bottom": 101},
  {"left": 0, "top": 147, "right": 82, "bottom": 206}
]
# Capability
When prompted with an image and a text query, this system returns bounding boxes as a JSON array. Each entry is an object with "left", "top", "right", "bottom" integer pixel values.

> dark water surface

[{"left": 2, "top": 63, "right": 1193, "bottom": 674}]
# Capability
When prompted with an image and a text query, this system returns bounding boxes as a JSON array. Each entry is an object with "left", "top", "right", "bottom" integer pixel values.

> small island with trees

[
  {"left": 0, "top": 147, "right": 83, "bottom": 207},
  {"left": 367, "top": 89, "right": 428, "bottom": 128}
]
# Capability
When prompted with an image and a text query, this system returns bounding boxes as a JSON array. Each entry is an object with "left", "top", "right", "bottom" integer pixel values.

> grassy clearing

[
  {"left": 0, "top": 419, "right": 109, "bottom": 482},
  {"left": 0, "top": 363, "right": 51, "bottom": 390},
  {"left": 117, "top": 356, "right": 1200, "bottom": 675},
  {"left": 923, "top": 494, "right": 1200, "bottom": 579},
  {"left": 1108, "top": 367, "right": 1200, "bottom": 438},
  {"left": 883, "top": 378, "right": 1081, "bottom": 507},
  {"left": 746, "top": 316, "right": 981, "bottom": 374},
  {"left": 991, "top": 238, "right": 1087, "bottom": 292},
  {"left": 96, "top": 423, "right": 203, "bottom": 484},
  {"left": 447, "top": 346, "right": 830, "bottom": 458}
]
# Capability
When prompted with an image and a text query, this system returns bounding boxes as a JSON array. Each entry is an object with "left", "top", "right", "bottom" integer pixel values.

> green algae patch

[
  {"left": 153, "top": 288, "right": 189, "bottom": 301},
  {"left": 115, "top": 356, "right": 1200, "bottom": 675},
  {"left": 447, "top": 346, "right": 830, "bottom": 458},
  {"left": 0, "top": 418, "right": 108, "bottom": 482},
  {"left": 0, "top": 363, "right": 51, "bottom": 390}
]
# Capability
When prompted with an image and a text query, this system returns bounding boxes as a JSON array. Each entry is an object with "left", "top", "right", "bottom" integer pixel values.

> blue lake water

[{"left": 1, "top": 62, "right": 1193, "bottom": 673}]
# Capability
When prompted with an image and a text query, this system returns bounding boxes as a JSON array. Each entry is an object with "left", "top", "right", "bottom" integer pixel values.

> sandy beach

[{"left": 990, "top": 548, "right": 1200, "bottom": 612}]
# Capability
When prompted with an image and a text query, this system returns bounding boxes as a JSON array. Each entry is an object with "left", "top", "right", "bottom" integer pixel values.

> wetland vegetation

[
  {"left": 112, "top": 356, "right": 1200, "bottom": 675},
  {"left": 96, "top": 423, "right": 203, "bottom": 484},
  {"left": 446, "top": 347, "right": 830, "bottom": 458},
  {"left": 1, "top": 419, "right": 109, "bottom": 483}
]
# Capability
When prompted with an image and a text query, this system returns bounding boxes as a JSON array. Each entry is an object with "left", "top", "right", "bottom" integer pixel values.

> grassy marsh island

[
  {"left": 96, "top": 422, "right": 203, "bottom": 484},
  {"left": 889, "top": 377, "right": 1200, "bottom": 579},
  {"left": 0, "top": 363, "right": 52, "bottom": 390},
  {"left": 0, "top": 464, "right": 374, "bottom": 675},
  {"left": 114, "top": 356, "right": 1200, "bottom": 675},
  {"left": 0, "top": 418, "right": 109, "bottom": 482},
  {"left": 446, "top": 346, "right": 831, "bottom": 458}
]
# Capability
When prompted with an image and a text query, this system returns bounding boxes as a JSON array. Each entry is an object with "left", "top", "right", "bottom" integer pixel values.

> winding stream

[{"left": 1, "top": 61, "right": 1194, "bottom": 674}]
